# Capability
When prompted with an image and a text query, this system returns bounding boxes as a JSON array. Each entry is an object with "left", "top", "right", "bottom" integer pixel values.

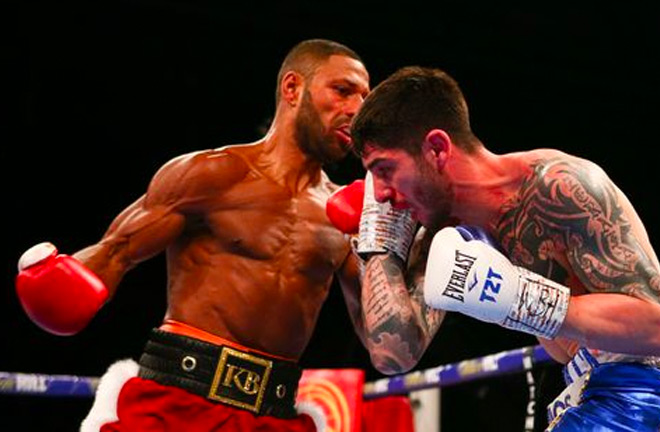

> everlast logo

[
  {"left": 208, "top": 347, "right": 273, "bottom": 413},
  {"left": 222, "top": 364, "right": 262, "bottom": 395},
  {"left": 442, "top": 250, "right": 477, "bottom": 302}
]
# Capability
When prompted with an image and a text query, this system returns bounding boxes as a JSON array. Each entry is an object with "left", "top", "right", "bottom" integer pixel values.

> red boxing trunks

[
  {"left": 84, "top": 320, "right": 316, "bottom": 431},
  {"left": 100, "top": 377, "right": 316, "bottom": 431}
]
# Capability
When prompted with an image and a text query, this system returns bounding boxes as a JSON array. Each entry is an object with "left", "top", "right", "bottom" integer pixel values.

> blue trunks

[{"left": 547, "top": 349, "right": 660, "bottom": 431}]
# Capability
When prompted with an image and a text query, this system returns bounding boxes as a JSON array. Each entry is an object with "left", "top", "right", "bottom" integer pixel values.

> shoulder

[
  {"left": 147, "top": 146, "right": 254, "bottom": 203},
  {"left": 509, "top": 150, "right": 628, "bottom": 224},
  {"left": 158, "top": 146, "right": 254, "bottom": 184},
  {"left": 523, "top": 149, "right": 610, "bottom": 186}
]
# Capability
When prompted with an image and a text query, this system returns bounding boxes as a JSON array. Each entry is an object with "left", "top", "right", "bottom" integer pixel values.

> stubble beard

[
  {"left": 415, "top": 159, "right": 454, "bottom": 232},
  {"left": 294, "top": 89, "right": 344, "bottom": 165}
]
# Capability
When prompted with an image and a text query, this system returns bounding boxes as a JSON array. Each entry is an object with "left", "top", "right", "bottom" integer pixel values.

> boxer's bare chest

[{"left": 202, "top": 176, "right": 348, "bottom": 276}]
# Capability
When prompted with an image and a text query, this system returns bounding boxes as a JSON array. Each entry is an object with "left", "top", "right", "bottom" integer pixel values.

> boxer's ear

[
  {"left": 281, "top": 71, "right": 303, "bottom": 107},
  {"left": 422, "top": 129, "right": 452, "bottom": 171}
]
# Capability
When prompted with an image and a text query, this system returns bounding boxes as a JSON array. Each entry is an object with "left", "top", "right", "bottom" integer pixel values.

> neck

[
  {"left": 258, "top": 115, "right": 323, "bottom": 192},
  {"left": 447, "top": 147, "right": 528, "bottom": 229}
]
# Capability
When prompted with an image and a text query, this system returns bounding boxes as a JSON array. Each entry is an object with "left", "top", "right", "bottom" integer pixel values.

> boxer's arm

[
  {"left": 72, "top": 195, "right": 185, "bottom": 298},
  {"left": 559, "top": 293, "right": 660, "bottom": 354},
  {"left": 336, "top": 251, "right": 369, "bottom": 348},
  {"left": 361, "top": 229, "right": 446, "bottom": 375},
  {"left": 74, "top": 151, "right": 244, "bottom": 297},
  {"left": 329, "top": 174, "right": 444, "bottom": 373},
  {"left": 17, "top": 150, "right": 246, "bottom": 335},
  {"left": 534, "top": 159, "right": 660, "bottom": 353}
]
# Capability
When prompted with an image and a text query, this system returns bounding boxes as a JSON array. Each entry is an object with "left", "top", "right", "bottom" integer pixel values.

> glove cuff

[
  {"left": 356, "top": 205, "right": 416, "bottom": 262},
  {"left": 503, "top": 267, "right": 571, "bottom": 339}
]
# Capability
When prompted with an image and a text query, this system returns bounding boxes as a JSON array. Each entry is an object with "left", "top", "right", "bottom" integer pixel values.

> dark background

[{"left": 2, "top": 1, "right": 658, "bottom": 431}]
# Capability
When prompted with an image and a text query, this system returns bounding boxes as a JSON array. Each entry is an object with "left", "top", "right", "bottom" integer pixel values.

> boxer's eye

[
  {"left": 374, "top": 166, "right": 393, "bottom": 182},
  {"left": 334, "top": 85, "right": 351, "bottom": 96}
]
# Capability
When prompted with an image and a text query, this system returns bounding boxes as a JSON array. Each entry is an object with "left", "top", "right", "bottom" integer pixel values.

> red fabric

[
  {"left": 297, "top": 369, "right": 365, "bottom": 432},
  {"left": 100, "top": 377, "right": 316, "bottom": 432},
  {"left": 361, "top": 396, "right": 415, "bottom": 432}
]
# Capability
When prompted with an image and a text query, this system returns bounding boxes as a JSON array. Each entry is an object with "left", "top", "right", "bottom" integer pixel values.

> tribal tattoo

[{"left": 496, "top": 158, "right": 660, "bottom": 303}]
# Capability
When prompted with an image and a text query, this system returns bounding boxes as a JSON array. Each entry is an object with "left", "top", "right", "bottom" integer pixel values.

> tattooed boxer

[{"left": 331, "top": 66, "right": 660, "bottom": 431}]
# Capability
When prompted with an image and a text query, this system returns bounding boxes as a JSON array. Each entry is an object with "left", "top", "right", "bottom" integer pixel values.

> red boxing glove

[
  {"left": 16, "top": 242, "right": 108, "bottom": 336},
  {"left": 326, "top": 179, "right": 365, "bottom": 234}
]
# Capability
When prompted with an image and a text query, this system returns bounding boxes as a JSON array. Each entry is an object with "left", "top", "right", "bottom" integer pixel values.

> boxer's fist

[
  {"left": 326, "top": 179, "right": 365, "bottom": 234},
  {"left": 16, "top": 242, "right": 108, "bottom": 336},
  {"left": 356, "top": 172, "right": 416, "bottom": 262},
  {"left": 423, "top": 226, "right": 570, "bottom": 339}
]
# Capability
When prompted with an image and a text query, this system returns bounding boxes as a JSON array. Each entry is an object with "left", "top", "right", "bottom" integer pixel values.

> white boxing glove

[
  {"left": 356, "top": 171, "right": 417, "bottom": 262},
  {"left": 423, "top": 226, "right": 570, "bottom": 339}
]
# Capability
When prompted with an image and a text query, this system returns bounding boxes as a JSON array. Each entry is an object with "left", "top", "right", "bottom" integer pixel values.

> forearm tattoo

[
  {"left": 362, "top": 252, "right": 442, "bottom": 374},
  {"left": 364, "top": 255, "right": 411, "bottom": 329},
  {"left": 496, "top": 158, "right": 660, "bottom": 302}
]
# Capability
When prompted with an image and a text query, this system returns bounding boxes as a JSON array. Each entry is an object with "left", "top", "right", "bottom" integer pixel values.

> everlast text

[{"left": 442, "top": 250, "right": 477, "bottom": 302}]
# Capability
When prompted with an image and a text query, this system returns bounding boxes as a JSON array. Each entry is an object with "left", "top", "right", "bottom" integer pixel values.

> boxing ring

[{"left": 0, "top": 343, "right": 554, "bottom": 431}]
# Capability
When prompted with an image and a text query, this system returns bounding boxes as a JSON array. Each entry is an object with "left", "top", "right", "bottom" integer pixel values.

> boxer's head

[
  {"left": 352, "top": 66, "right": 476, "bottom": 158},
  {"left": 277, "top": 39, "right": 370, "bottom": 164},
  {"left": 351, "top": 67, "right": 478, "bottom": 229}
]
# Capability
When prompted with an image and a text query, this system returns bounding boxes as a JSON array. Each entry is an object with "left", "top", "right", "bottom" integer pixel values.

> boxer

[
  {"left": 16, "top": 39, "right": 370, "bottom": 432},
  {"left": 330, "top": 65, "right": 660, "bottom": 431}
]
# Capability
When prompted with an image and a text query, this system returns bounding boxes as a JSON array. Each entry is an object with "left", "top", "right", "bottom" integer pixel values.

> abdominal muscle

[{"left": 163, "top": 250, "right": 334, "bottom": 361}]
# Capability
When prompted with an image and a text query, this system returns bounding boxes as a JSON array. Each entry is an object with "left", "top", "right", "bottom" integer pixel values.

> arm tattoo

[
  {"left": 364, "top": 255, "right": 411, "bottom": 329},
  {"left": 362, "top": 249, "right": 444, "bottom": 374},
  {"left": 497, "top": 158, "right": 660, "bottom": 302}
]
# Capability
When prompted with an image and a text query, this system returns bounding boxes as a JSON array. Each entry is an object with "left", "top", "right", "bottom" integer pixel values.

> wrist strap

[{"left": 503, "top": 267, "right": 570, "bottom": 339}]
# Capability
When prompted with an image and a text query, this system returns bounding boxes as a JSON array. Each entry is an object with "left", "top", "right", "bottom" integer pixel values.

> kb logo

[
  {"left": 480, "top": 267, "right": 502, "bottom": 303},
  {"left": 222, "top": 364, "right": 262, "bottom": 395},
  {"left": 208, "top": 347, "right": 273, "bottom": 413}
]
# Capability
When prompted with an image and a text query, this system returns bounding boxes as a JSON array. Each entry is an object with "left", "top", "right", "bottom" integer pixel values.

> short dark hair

[
  {"left": 275, "top": 39, "right": 363, "bottom": 105},
  {"left": 351, "top": 66, "right": 476, "bottom": 156}
]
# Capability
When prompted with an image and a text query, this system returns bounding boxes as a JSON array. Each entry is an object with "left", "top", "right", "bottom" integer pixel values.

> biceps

[
  {"left": 99, "top": 196, "right": 186, "bottom": 266},
  {"left": 567, "top": 206, "right": 660, "bottom": 302}
]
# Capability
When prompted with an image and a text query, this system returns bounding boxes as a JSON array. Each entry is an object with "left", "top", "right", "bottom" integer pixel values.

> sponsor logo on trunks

[
  {"left": 208, "top": 347, "right": 273, "bottom": 414},
  {"left": 441, "top": 249, "right": 477, "bottom": 302}
]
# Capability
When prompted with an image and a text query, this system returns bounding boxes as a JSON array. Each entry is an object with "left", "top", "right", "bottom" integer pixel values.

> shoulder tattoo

[{"left": 496, "top": 158, "right": 660, "bottom": 301}]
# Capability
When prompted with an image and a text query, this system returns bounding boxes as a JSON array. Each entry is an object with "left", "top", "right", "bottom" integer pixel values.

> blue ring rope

[
  {"left": 363, "top": 344, "right": 552, "bottom": 399},
  {"left": 0, "top": 344, "right": 553, "bottom": 398}
]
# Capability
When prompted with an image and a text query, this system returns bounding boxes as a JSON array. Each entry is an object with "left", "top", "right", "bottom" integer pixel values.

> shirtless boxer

[
  {"left": 330, "top": 66, "right": 660, "bottom": 431},
  {"left": 15, "top": 39, "right": 370, "bottom": 431}
]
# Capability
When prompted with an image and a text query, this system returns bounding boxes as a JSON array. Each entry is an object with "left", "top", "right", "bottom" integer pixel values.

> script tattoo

[
  {"left": 364, "top": 257, "right": 411, "bottom": 329},
  {"left": 496, "top": 158, "right": 660, "bottom": 302},
  {"left": 363, "top": 247, "right": 444, "bottom": 374}
]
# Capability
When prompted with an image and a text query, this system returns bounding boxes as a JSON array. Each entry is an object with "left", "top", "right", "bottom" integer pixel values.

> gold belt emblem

[{"left": 208, "top": 347, "right": 273, "bottom": 413}]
